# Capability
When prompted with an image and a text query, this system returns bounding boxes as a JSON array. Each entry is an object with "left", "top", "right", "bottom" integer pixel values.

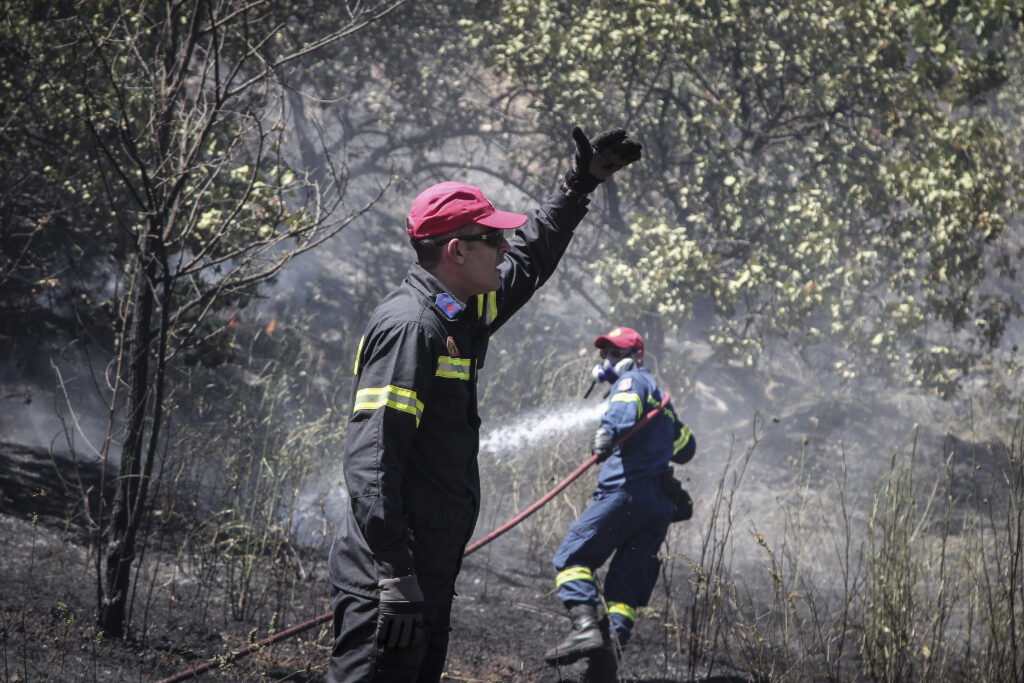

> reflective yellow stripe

[
  {"left": 555, "top": 566, "right": 594, "bottom": 587},
  {"left": 353, "top": 335, "right": 365, "bottom": 375},
  {"left": 475, "top": 291, "right": 498, "bottom": 324},
  {"left": 353, "top": 385, "right": 424, "bottom": 426},
  {"left": 610, "top": 391, "right": 643, "bottom": 419},
  {"left": 608, "top": 602, "right": 636, "bottom": 622},
  {"left": 436, "top": 356, "right": 471, "bottom": 380},
  {"left": 674, "top": 424, "right": 692, "bottom": 455}
]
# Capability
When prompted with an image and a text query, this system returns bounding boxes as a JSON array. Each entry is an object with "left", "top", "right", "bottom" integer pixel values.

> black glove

[
  {"left": 563, "top": 126, "right": 643, "bottom": 194},
  {"left": 376, "top": 575, "right": 424, "bottom": 649},
  {"left": 592, "top": 428, "right": 614, "bottom": 462}
]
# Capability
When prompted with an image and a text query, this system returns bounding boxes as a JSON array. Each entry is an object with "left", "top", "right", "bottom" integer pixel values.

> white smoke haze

[{"left": 1, "top": 349, "right": 117, "bottom": 468}]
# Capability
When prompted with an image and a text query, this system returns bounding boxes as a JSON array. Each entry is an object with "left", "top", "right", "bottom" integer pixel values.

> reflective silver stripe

[
  {"left": 436, "top": 356, "right": 471, "bottom": 380},
  {"left": 353, "top": 385, "right": 424, "bottom": 426}
]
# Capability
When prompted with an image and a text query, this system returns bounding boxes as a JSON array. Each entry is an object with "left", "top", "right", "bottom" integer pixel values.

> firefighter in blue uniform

[
  {"left": 545, "top": 326, "right": 696, "bottom": 667},
  {"left": 327, "top": 127, "right": 642, "bottom": 682}
]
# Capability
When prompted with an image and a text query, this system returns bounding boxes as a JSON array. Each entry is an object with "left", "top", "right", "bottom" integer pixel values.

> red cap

[
  {"left": 594, "top": 326, "right": 644, "bottom": 353},
  {"left": 406, "top": 181, "right": 528, "bottom": 240}
]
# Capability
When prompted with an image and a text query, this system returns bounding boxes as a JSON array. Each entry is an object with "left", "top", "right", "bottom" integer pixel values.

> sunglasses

[
  {"left": 600, "top": 346, "right": 633, "bottom": 360},
  {"left": 432, "top": 230, "right": 507, "bottom": 248}
]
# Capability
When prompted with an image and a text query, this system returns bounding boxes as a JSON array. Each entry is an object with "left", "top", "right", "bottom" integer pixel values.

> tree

[
  {"left": 1, "top": 0, "right": 407, "bottom": 637},
  {"left": 479, "top": 0, "right": 1024, "bottom": 396}
]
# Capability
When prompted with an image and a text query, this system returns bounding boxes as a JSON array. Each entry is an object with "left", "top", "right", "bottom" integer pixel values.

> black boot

[{"left": 544, "top": 603, "right": 605, "bottom": 666}]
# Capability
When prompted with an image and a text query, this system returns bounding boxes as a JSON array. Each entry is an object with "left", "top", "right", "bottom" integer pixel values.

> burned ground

[
  {"left": 2, "top": 366, "right": 1005, "bottom": 682},
  {"left": 0, "top": 440, "right": 748, "bottom": 682}
]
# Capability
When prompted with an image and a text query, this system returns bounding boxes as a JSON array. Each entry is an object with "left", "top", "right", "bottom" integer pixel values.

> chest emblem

[
  {"left": 447, "top": 336, "right": 460, "bottom": 357},
  {"left": 435, "top": 293, "right": 462, "bottom": 319}
]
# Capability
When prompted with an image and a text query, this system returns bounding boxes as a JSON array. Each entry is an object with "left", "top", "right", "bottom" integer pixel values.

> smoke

[
  {"left": 0, "top": 348, "right": 114, "bottom": 465},
  {"left": 292, "top": 466, "right": 348, "bottom": 549},
  {"left": 658, "top": 339, "right": 975, "bottom": 596}
]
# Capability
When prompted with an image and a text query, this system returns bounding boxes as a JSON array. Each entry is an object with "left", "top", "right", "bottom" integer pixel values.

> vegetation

[
  {"left": 2, "top": 0, "right": 1024, "bottom": 680},
  {"left": 480, "top": 0, "right": 1024, "bottom": 397},
  {"left": 1, "top": 0, "right": 404, "bottom": 637}
]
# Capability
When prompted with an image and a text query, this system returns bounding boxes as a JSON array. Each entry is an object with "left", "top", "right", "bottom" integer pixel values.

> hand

[
  {"left": 592, "top": 428, "right": 614, "bottom": 462},
  {"left": 376, "top": 575, "right": 424, "bottom": 649},
  {"left": 564, "top": 126, "right": 643, "bottom": 194}
]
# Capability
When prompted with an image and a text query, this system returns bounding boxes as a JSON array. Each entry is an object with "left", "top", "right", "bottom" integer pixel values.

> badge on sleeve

[
  {"left": 447, "top": 336, "right": 460, "bottom": 357},
  {"left": 435, "top": 293, "right": 462, "bottom": 320},
  {"left": 615, "top": 377, "right": 633, "bottom": 392}
]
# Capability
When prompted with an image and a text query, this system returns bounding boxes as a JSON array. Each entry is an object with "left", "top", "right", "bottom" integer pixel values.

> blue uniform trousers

[{"left": 552, "top": 476, "right": 673, "bottom": 640}]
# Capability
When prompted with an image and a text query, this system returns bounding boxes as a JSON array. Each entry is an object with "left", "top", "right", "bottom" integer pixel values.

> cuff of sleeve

[{"left": 559, "top": 181, "right": 592, "bottom": 207}]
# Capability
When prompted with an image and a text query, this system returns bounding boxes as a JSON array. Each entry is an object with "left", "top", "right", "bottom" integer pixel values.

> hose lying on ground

[{"left": 155, "top": 393, "right": 670, "bottom": 682}]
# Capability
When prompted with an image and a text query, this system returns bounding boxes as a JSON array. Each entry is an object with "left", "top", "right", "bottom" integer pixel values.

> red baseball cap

[
  {"left": 594, "top": 326, "right": 644, "bottom": 353},
  {"left": 406, "top": 181, "right": 528, "bottom": 240}
]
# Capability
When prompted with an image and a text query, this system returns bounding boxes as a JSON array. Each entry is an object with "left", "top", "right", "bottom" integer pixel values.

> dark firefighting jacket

[{"left": 329, "top": 189, "right": 588, "bottom": 603}]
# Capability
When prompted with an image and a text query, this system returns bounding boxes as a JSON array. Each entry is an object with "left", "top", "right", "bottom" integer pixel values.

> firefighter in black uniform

[{"left": 327, "top": 126, "right": 643, "bottom": 682}]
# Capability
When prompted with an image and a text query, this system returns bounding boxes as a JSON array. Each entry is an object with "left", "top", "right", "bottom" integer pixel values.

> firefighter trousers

[{"left": 553, "top": 477, "right": 673, "bottom": 610}]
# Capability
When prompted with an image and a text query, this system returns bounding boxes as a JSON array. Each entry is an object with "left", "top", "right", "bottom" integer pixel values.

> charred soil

[{"left": 0, "top": 442, "right": 727, "bottom": 682}]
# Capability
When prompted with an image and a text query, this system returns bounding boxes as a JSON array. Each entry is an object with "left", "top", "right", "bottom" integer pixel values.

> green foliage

[
  {"left": 0, "top": 1, "right": 121, "bottom": 348},
  {"left": 479, "top": 0, "right": 1024, "bottom": 396},
  {"left": 0, "top": 0, "right": 375, "bottom": 360}
]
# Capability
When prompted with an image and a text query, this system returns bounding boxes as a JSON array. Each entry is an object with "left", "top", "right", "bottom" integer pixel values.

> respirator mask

[
  {"left": 583, "top": 346, "right": 636, "bottom": 397},
  {"left": 591, "top": 355, "right": 636, "bottom": 384}
]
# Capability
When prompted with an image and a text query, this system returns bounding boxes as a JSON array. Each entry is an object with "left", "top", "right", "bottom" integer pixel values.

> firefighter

[
  {"left": 327, "top": 127, "right": 642, "bottom": 682},
  {"left": 545, "top": 326, "right": 696, "bottom": 667}
]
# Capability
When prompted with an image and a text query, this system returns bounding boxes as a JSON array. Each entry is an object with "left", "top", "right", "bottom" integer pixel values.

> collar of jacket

[{"left": 405, "top": 263, "right": 472, "bottom": 321}]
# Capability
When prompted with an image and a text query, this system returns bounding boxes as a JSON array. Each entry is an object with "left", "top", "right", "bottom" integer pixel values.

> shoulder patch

[
  {"left": 447, "top": 335, "right": 460, "bottom": 357},
  {"left": 435, "top": 293, "right": 462, "bottom": 319},
  {"left": 615, "top": 377, "right": 633, "bottom": 392}
]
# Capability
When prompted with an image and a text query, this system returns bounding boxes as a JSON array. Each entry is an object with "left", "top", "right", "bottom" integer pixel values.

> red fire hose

[{"left": 156, "top": 393, "right": 670, "bottom": 682}]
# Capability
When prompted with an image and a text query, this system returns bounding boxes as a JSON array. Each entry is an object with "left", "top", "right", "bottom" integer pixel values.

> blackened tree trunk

[{"left": 99, "top": 227, "right": 159, "bottom": 637}]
